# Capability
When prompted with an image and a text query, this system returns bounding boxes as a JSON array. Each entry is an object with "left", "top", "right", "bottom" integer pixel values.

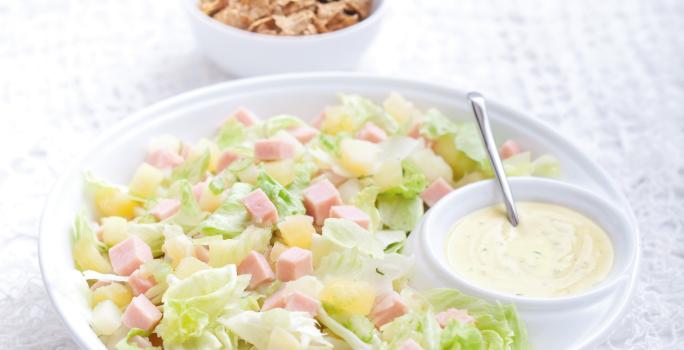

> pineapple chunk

[
  {"left": 321, "top": 106, "right": 357, "bottom": 135},
  {"left": 373, "top": 159, "right": 403, "bottom": 191},
  {"left": 207, "top": 239, "right": 249, "bottom": 267},
  {"left": 91, "top": 283, "right": 132, "bottom": 309},
  {"left": 433, "top": 135, "right": 478, "bottom": 180},
  {"left": 129, "top": 163, "right": 164, "bottom": 199},
  {"left": 338, "top": 179, "right": 361, "bottom": 204},
  {"left": 90, "top": 300, "right": 122, "bottom": 336},
  {"left": 269, "top": 241, "right": 289, "bottom": 267},
  {"left": 236, "top": 164, "right": 260, "bottom": 185},
  {"left": 199, "top": 183, "right": 224, "bottom": 212},
  {"left": 94, "top": 187, "right": 139, "bottom": 220},
  {"left": 320, "top": 279, "right": 376, "bottom": 316},
  {"left": 263, "top": 159, "right": 296, "bottom": 187},
  {"left": 101, "top": 216, "right": 129, "bottom": 246},
  {"left": 383, "top": 92, "right": 418, "bottom": 125},
  {"left": 339, "top": 139, "right": 380, "bottom": 177},
  {"left": 191, "top": 138, "right": 221, "bottom": 173},
  {"left": 408, "top": 148, "right": 453, "bottom": 183},
  {"left": 163, "top": 236, "right": 193, "bottom": 268},
  {"left": 268, "top": 327, "right": 300, "bottom": 350},
  {"left": 73, "top": 239, "right": 111, "bottom": 273},
  {"left": 175, "top": 256, "right": 209, "bottom": 279},
  {"left": 277, "top": 215, "right": 315, "bottom": 249}
]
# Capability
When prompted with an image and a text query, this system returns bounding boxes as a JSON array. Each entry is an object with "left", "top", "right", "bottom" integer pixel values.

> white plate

[{"left": 39, "top": 73, "right": 640, "bottom": 349}]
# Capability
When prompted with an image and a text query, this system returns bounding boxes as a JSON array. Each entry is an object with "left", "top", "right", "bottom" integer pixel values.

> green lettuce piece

[
  {"left": 167, "top": 180, "right": 208, "bottom": 231},
  {"left": 419, "top": 108, "right": 459, "bottom": 139},
  {"left": 503, "top": 152, "right": 533, "bottom": 177},
  {"left": 377, "top": 194, "right": 424, "bottom": 231},
  {"left": 351, "top": 186, "right": 381, "bottom": 232},
  {"left": 216, "top": 118, "right": 248, "bottom": 149},
  {"left": 256, "top": 171, "right": 305, "bottom": 218},
  {"left": 170, "top": 152, "right": 210, "bottom": 185},
  {"left": 156, "top": 265, "right": 249, "bottom": 348},
  {"left": 221, "top": 309, "right": 332, "bottom": 350},
  {"left": 208, "top": 225, "right": 273, "bottom": 266},
  {"left": 116, "top": 328, "right": 161, "bottom": 350},
  {"left": 126, "top": 223, "right": 165, "bottom": 257},
  {"left": 340, "top": 94, "right": 399, "bottom": 134},
  {"left": 321, "top": 218, "right": 384, "bottom": 258},
  {"left": 194, "top": 183, "right": 253, "bottom": 238},
  {"left": 532, "top": 154, "right": 561, "bottom": 178},
  {"left": 381, "top": 311, "right": 442, "bottom": 350},
  {"left": 317, "top": 307, "right": 376, "bottom": 350},
  {"left": 382, "top": 160, "right": 428, "bottom": 198},
  {"left": 440, "top": 321, "right": 484, "bottom": 350},
  {"left": 262, "top": 115, "right": 305, "bottom": 137},
  {"left": 454, "top": 123, "right": 489, "bottom": 169},
  {"left": 71, "top": 212, "right": 111, "bottom": 273},
  {"left": 287, "top": 159, "right": 319, "bottom": 196}
]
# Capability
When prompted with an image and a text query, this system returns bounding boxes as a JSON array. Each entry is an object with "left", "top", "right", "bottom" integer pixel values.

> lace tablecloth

[{"left": 1, "top": 0, "right": 683, "bottom": 348}]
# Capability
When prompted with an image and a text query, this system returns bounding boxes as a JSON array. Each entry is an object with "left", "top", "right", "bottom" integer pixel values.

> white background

[{"left": 0, "top": 0, "right": 683, "bottom": 348}]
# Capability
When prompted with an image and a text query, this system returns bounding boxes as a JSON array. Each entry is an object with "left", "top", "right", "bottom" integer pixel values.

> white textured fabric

[{"left": 0, "top": 0, "right": 683, "bottom": 349}]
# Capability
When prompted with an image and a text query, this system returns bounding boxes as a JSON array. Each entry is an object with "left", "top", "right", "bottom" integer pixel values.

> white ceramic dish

[
  {"left": 180, "top": 0, "right": 387, "bottom": 76},
  {"left": 39, "top": 73, "right": 640, "bottom": 349},
  {"left": 405, "top": 177, "right": 638, "bottom": 349}
]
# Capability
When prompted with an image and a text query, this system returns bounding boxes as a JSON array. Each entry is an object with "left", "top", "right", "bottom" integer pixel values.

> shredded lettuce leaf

[
  {"left": 216, "top": 118, "right": 249, "bottom": 149},
  {"left": 381, "top": 160, "right": 428, "bottom": 198},
  {"left": 194, "top": 183, "right": 252, "bottom": 238},
  {"left": 377, "top": 194, "right": 424, "bottom": 232},
  {"left": 170, "top": 152, "right": 209, "bottom": 185},
  {"left": 116, "top": 328, "right": 160, "bottom": 350},
  {"left": 208, "top": 225, "right": 272, "bottom": 267},
  {"left": 262, "top": 115, "right": 305, "bottom": 137},
  {"left": 351, "top": 185, "right": 382, "bottom": 232},
  {"left": 256, "top": 171, "right": 305, "bottom": 218},
  {"left": 339, "top": 94, "right": 399, "bottom": 134},
  {"left": 321, "top": 218, "right": 384, "bottom": 258},
  {"left": 419, "top": 108, "right": 459, "bottom": 140},
  {"left": 167, "top": 180, "right": 208, "bottom": 231}
]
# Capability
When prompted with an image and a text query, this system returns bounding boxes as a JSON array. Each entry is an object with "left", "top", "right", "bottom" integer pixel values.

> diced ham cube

[
  {"left": 146, "top": 149, "right": 184, "bottom": 169},
  {"left": 499, "top": 140, "right": 521, "bottom": 160},
  {"left": 420, "top": 177, "right": 454, "bottom": 207},
  {"left": 216, "top": 150, "right": 239, "bottom": 172},
  {"left": 329, "top": 205, "right": 370, "bottom": 230},
  {"left": 357, "top": 123, "right": 388, "bottom": 143},
  {"left": 288, "top": 126, "right": 319, "bottom": 144},
  {"left": 150, "top": 199, "right": 181, "bottom": 221},
  {"left": 397, "top": 339, "right": 424, "bottom": 350},
  {"left": 285, "top": 291, "right": 320, "bottom": 317},
  {"left": 121, "top": 294, "right": 161, "bottom": 331},
  {"left": 128, "top": 271, "right": 156, "bottom": 296},
  {"left": 254, "top": 139, "right": 295, "bottom": 161},
  {"left": 109, "top": 236, "right": 153, "bottom": 276},
  {"left": 242, "top": 189, "right": 279, "bottom": 226},
  {"left": 302, "top": 179, "right": 342, "bottom": 226},
  {"left": 193, "top": 245, "right": 210, "bottom": 263},
  {"left": 276, "top": 247, "right": 313, "bottom": 282},
  {"left": 370, "top": 291, "right": 407, "bottom": 328},
  {"left": 237, "top": 251, "right": 275, "bottom": 289},
  {"left": 233, "top": 107, "right": 259, "bottom": 127},
  {"left": 435, "top": 308, "right": 475, "bottom": 327},
  {"left": 262, "top": 288, "right": 288, "bottom": 311}
]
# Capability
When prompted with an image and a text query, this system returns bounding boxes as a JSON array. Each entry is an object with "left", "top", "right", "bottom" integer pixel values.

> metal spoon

[{"left": 467, "top": 92, "right": 520, "bottom": 226}]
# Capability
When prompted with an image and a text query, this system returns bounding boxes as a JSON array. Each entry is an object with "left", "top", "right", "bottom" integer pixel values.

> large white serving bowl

[
  {"left": 39, "top": 73, "right": 640, "bottom": 349},
  {"left": 180, "top": 0, "right": 387, "bottom": 76}
]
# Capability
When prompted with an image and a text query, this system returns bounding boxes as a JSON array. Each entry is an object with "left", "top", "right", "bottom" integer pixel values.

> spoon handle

[{"left": 467, "top": 92, "right": 520, "bottom": 227}]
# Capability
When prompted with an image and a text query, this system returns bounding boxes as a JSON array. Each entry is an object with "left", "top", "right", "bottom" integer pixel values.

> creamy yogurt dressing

[{"left": 446, "top": 202, "right": 614, "bottom": 298}]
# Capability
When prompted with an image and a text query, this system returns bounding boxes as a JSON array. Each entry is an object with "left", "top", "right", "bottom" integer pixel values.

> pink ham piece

[
  {"left": 254, "top": 139, "right": 295, "bottom": 161},
  {"left": 329, "top": 205, "right": 370, "bottom": 230},
  {"left": 420, "top": 177, "right": 454, "bottom": 207},
  {"left": 128, "top": 271, "right": 156, "bottom": 296},
  {"left": 216, "top": 150, "right": 239, "bottom": 172},
  {"left": 276, "top": 247, "right": 313, "bottom": 282},
  {"left": 242, "top": 189, "right": 279, "bottom": 226},
  {"left": 288, "top": 126, "right": 319, "bottom": 144},
  {"left": 370, "top": 291, "right": 408, "bottom": 328},
  {"left": 357, "top": 122, "right": 388, "bottom": 143},
  {"left": 237, "top": 251, "right": 275, "bottom": 289},
  {"left": 435, "top": 308, "right": 475, "bottom": 328},
  {"left": 150, "top": 199, "right": 181, "bottom": 221},
  {"left": 121, "top": 294, "right": 162, "bottom": 331},
  {"left": 233, "top": 107, "right": 259, "bottom": 127},
  {"left": 146, "top": 149, "right": 184, "bottom": 169},
  {"left": 285, "top": 291, "right": 320, "bottom": 317},
  {"left": 397, "top": 339, "right": 424, "bottom": 350},
  {"left": 109, "top": 236, "right": 153, "bottom": 276},
  {"left": 499, "top": 140, "right": 521, "bottom": 159},
  {"left": 193, "top": 245, "right": 210, "bottom": 263},
  {"left": 302, "top": 179, "right": 342, "bottom": 226},
  {"left": 262, "top": 288, "right": 288, "bottom": 311}
]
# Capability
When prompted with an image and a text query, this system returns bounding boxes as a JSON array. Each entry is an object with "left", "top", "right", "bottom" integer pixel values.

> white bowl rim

[
  {"left": 180, "top": 0, "right": 388, "bottom": 43},
  {"left": 38, "top": 72, "right": 641, "bottom": 350},
  {"left": 420, "top": 177, "right": 638, "bottom": 309}
]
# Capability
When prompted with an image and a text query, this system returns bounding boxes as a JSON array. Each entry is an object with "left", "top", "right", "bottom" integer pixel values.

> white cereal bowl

[
  {"left": 180, "top": 0, "right": 387, "bottom": 76},
  {"left": 39, "top": 73, "right": 639, "bottom": 349}
]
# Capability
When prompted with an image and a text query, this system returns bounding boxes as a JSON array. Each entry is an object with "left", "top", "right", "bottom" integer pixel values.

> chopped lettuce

[
  {"left": 256, "top": 171, "right": 305, "bottom": 218},
  {"left": 381, "top": 311, "right": 442, "bottom": 350},
  {"left": 321, "top": 218, "right": 384, "bottom": 258},
  {"left": 222, "top": 309, "right": 332, "bottom": 350},
  {"left": 377, "top": 194, "right": 424, "bottom": 232},
  {"left": 126, "top": 223, "right": 166, "bottom": 257},
  {"left": 532, "top": 154, "right": 561, "bottom": 178},
  {"left": 339, "top": 94, "right": 399, "bottom": 134},
  {"left": 216, "top": 118, "right": 249, "bottom": 149},
  {"left": 419, "top": 108, "right": 459, "bottom": 140},
  {"left": 72, "top": 212, "right": 111, "bottom": 273},
  {"left": 116, "top": 328, "right": 160, "bottom": 350},
  {"left": 167, "top": 180, "right": 208, "bottom": 231},
  {"left": 453, "top": 123, "right": 489, "bottom": 169},
  {"left": 351, "top": 185, "right": 382, "bottom": 232},
  {"left": 262, "top": 115, "right": 305, "bottom": 137},
  {"left": 194, "top": 183, "right": 252, "bottom": 238},
  {"left": 170, "top": 152, "right": 209, "bottom": 185},
  {"left": 208, "top": 225, "right": 272, "bottom": 267},
  {"left": 381, "top": 160, "right": 428, "bottom": 198}
]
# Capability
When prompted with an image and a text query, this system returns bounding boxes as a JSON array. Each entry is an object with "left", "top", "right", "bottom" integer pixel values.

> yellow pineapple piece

[
  {"left": 100, "top": 216, "right": 129, "bottom": 246},
  {"left": 198, "top": 183, "right": 224, "bottom": 212},
  {"left": 373, "top": 159, "right": 403, "bottom": 191},
  {"left": 433, "top": 135, "right": 477, "bottom": 180},
  {"left": 321, "top": 106, "right": 356, "bottom": 135},
  {"left": 277, "top": 215, "right": 315, "bottom": 249},
  {"left": 267, "top": 327, "right": 300, "bottom": 350},
  {"left": 73, "top": 239, "right": 111, "bottom": 273},
  {"left": 128, "top": 163, "right": 164, "bottom": 199},
  {"left": 94, "top": 187, "right": 139, "bottom": 220},
  {"left": 91, "top": 283, "right": 132, "bottom": 309},
  {"left": 263, "top": 159, "right": 295, "bottom": 187},
  {"left": 163, "top": 236, "right": 193, "bottom": 268},
  {"left": 339, "top": 139, "right": 380, "bottom": 177},
  {"left": 175, "top": 256, "right": 209, "bottom": 279},
  {"left": 320, "top": 279, "right": 376, "bottom": 316}
]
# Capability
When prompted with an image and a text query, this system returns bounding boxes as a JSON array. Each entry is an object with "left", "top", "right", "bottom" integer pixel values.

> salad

[{"left": 72, "top": 93, "right": 559, "bottom": 350}]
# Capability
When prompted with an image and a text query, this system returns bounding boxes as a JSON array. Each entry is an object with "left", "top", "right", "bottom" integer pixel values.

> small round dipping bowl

[{"left": 405, "top": 177, "right": 637, "bottom": 310}]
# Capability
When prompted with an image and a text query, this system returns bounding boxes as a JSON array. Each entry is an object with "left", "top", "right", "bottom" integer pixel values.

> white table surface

[{"left": 1, "top": 0, "right": 683, "bottom": 349}]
